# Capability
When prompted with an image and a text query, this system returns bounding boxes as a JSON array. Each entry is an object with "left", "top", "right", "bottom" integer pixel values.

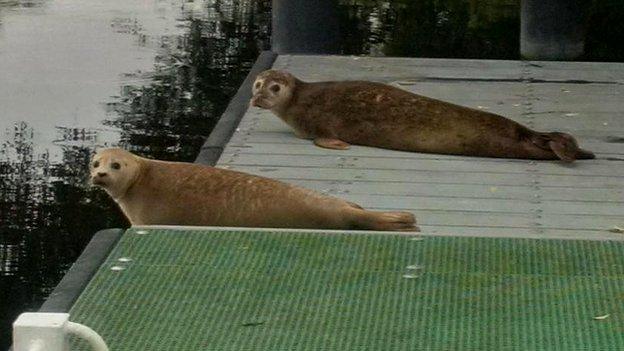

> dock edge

[
  {"left": 38, "top": 229, "right": 124, "bottom": 313},
  {"left": 8, "top": 228, "right": 123, "bottom": 351},
  {"left": 195, "top": 50, "right": 278, "bottom": 165}
]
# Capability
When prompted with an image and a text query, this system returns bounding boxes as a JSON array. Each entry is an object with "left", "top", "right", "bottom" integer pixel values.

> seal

[
  {"left": 250, "top": 70, "right": 595, "bottom": 162},
  {"left": 90, "top": 148, "right": 418, "bottom": 231}
]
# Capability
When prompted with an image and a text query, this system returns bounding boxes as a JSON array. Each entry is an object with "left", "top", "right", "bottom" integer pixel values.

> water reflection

[
  {"left": 109, "top": 3, "right": 270, "bottom": 160},
  {"left": 339, "top": 0, "right": 624, "bottom": 61},
  {"left": 584, "top": 1, "right": 624, "bottom": 62},
  {"left": 0, "top": 122, "right": 127, "bottom": 346},
  {"left": 338, "top": 0, "right": 519, "bottom": 58},
  {"left": 0, "top": 0, "right": 271, "bottom": 348}
]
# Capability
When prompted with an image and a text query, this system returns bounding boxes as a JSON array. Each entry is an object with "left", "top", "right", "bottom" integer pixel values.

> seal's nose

[
  {"left": 250, "top": 95, "right": 261, "bottom": 107},
  {"left": 250, "top": 94, "right": 269, "bottom": 108},
  {"left": 91, "top": 172, "right": 108, "bottom": 186}
]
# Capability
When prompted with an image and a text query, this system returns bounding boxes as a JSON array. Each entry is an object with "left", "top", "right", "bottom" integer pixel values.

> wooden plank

[
  {"left": 227, "top": 134, "right": 624, "bottom": 155},
  {"left": 275, "top": 55, "right": 524, "bottom": 81},
  {"left": 529, "top": 61, "right": 624, "bottom": 81},
  {"left": 231, "top": 123, "right": 624, "bottom": 140},
  {"left": 223, "top": 142, "right": 624, "bottom": 160},
  {"left": 416, "top": 226, "right": 624, "bottom": 241},
  {"left": 278, "top": 179, "right": 624, "bottom": 203},
  {"left": 408, "top": 210, "right": 621, "bottom": 231},
  {"left": 335, "top": 193, "right": 624, "bottom": 216},
  {"left": 222, "top": 165, "right": 624, "bottom": 189},
  {"left": 222, "top": 153, "right": 624, "bottom": 176}
]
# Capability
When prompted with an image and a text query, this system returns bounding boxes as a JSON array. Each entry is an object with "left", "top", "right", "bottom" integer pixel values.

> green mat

[{"left": 69, "top": 228, "right": 624, "bottom": 350}]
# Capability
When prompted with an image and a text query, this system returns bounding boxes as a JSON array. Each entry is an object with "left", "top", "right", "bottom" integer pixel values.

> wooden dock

[
  {"left": 27, "top": 55, "right": 624, "bottom": 351},
  {"left": 215, "top": 55, "right": 624, "bottom": 240}
]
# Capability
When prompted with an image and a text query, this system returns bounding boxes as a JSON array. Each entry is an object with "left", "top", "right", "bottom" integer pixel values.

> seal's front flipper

[
  {"left": 548, "top": 140, "right": 576, "bottom": 162},
  {"left": 532, "top": 132, "right": 595, "bottom": 162},
  {"left": 314, "top": 138, "right": 351, "bottom": 150},
  {"left": 546, "top": 132, "right": 589, "bottom": 162}
]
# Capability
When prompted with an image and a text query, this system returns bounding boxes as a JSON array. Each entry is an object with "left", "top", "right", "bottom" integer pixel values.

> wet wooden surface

[{"left": 218, "top": 55, "right": 624, "bottom": 240}]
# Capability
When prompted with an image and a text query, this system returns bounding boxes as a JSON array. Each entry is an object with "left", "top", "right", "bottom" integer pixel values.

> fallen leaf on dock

[
  {"left": 609, "top": 226, "right": 624, "bottom": 233},
  {"left": 242, "top": 321, "right": 266, "bottom": 327}
]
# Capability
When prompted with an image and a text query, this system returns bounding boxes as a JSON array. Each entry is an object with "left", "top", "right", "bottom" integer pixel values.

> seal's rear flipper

[{"left": 353, "top": 210, "right": 419, "bottom": 232}]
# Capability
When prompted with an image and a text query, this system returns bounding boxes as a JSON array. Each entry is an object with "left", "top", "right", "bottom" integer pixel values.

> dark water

[
  {"left": 1, "top": 0, "right": 624, "bottom": 348},
  {"left": 0, "top": 0, "right": 271, "bottom": 347}
]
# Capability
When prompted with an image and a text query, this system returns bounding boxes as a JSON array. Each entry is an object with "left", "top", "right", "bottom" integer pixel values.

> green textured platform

[{"left": 69, "top": 227, "right": 624, "bottom": 350}]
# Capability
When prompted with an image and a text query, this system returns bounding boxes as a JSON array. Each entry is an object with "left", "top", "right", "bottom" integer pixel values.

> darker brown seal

[
  {"left": 250, "top": 70, "right": 595, "bottom": 162},
  {"left": 90, "top": 148, "right": 417, "bottom": 231}
]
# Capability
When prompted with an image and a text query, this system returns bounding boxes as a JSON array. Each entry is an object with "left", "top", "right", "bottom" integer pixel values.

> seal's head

[
  {"left": 90, "top": 148, "right": 141, "bottom": 199},
  {"left": 250, "top": 70, "right": 298, "bottom": 110}
]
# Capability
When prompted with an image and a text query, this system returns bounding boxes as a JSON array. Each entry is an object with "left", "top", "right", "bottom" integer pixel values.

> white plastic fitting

[{"left": 13, "top": 313, "right": 109, "bottom": 351}]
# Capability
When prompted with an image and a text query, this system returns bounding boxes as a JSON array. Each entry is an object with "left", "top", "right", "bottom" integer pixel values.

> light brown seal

[
  {"left": 250, "top": 70, "right": 595, "bottom": 162},
  {"left": 90, "top": 148, "right": 417, "bottom": 231}
]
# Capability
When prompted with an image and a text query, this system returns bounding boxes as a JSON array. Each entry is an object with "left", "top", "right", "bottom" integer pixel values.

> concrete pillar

[
  {"left": 521, "top": 0, "right": 588, "bottom": 60},
  {"left": 271, "top": 0, "right": 341, "bottom": 54}
]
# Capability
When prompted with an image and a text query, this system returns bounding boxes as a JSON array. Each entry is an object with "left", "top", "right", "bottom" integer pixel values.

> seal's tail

[
  {"left": 352, "top": 210, "right": 419, "bottom": 232},
  {"left": 535, "top": 132, "right": 595, "bottom": 162}
]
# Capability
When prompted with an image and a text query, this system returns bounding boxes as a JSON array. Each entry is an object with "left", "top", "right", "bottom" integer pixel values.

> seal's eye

[
  {"left": 270, "top": 84, "right": 281, "bottom": 93},
  {"left": 111, "top": 162, "right": 121, "bottom": 170},
  {"left": 255, "top": 82, "right": 261, "bottom": 89},
  {"left": 92, "top": 161, "right": 100, "bottom": 168}
]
